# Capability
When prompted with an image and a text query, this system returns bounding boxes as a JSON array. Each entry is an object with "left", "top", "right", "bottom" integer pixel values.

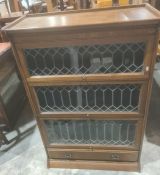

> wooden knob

[{"left": 81, "top": 75, "right": 86, "bottom": 81}]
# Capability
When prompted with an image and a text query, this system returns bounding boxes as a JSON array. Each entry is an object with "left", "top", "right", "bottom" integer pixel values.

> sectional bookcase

[{"left": 4, "top": 4, "right": 160, "bottom": 172}]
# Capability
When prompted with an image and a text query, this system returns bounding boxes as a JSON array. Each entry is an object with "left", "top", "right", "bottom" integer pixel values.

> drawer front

[
  {"left": 41, "top": 119, "right": 141, "bottom": 149},
  {"left": 48, "top": 149, "right": 138, "bottom": 162},
  {"left": 23, "top": 42, "right": 146, "bottom": 76},
  {"left": 33, "top": 83, "right": 144, "bottom": 114}
]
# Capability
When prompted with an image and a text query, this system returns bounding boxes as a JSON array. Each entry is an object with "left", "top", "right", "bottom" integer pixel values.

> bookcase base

[{"left": 47, "top": 159, "right": 140, "bottom": 172}]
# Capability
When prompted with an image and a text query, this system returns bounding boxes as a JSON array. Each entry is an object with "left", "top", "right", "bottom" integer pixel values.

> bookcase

[{"left": 3, "top": 4, "right": 160, "bottom": 171}]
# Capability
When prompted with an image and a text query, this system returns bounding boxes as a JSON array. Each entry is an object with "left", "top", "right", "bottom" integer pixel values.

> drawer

[{"left": 48, "top": 149, "right": 138, "bottom": 162}]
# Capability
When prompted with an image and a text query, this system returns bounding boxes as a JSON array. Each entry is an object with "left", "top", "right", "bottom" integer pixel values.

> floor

[{"left": 0, "top": 69, "right": 160, "bottom": 175}]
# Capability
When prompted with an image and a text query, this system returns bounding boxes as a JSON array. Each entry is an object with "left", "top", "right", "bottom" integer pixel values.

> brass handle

[
  {"left": 111, "top": 153, "right": 120, "bottom": 160},
  {"left": 64, "top": 153, "right": 72, "bottom": 159}
]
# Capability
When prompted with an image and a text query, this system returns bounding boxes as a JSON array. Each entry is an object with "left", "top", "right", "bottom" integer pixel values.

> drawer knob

[
  {"left": 111, "top": 153, "right": 120, "bottom": 160},
  {"left": 64, "top": 153, "right": 72, "bottom": 159}
]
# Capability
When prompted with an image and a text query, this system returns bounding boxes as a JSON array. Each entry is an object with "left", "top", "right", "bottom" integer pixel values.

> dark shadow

[
  {"left": 0, "top": 103, "right": 36, "bottom": 151},
  {"left": 145, "top": 79, "right": 160, "bottom": 146}
]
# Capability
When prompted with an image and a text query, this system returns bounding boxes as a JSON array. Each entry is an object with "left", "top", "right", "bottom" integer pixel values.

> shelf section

[
  {"left": 24, "top": 42, "right": 145, "bottom": 76},
  {"left": 43, "top": 119, "right": 136, "bottom": 146}
]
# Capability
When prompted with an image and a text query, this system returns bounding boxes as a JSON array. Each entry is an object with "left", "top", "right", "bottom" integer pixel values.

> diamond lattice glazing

[
  {"left": 24, "top": 42, "right": 145, "bottom": 75},
  {"left": 44, "top": 120, "right": 136, "bottom": 146},
  {"left": 36, "top": 84, "right": 140, "bottom": 112}
]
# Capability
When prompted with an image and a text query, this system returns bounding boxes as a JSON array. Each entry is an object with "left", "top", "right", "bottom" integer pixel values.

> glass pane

[
  {"left": 24, "top": 42, "right": 145, "bottom": 75},
  {"left": 35, "top": 84, "right": 140, "bottom": 112},
  {"left": 44, "top": 120, "right": 136, "bottom": 146}
]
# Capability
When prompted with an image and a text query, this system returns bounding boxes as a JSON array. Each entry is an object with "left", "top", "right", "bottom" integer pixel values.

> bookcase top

[{"left": 3, "top": 3, "right": 160, "bottom": 34}]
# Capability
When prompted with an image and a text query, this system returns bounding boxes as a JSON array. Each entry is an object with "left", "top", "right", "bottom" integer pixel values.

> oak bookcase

[{"left": 3, "top": 3, "right": 160, "bottom": 171}]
